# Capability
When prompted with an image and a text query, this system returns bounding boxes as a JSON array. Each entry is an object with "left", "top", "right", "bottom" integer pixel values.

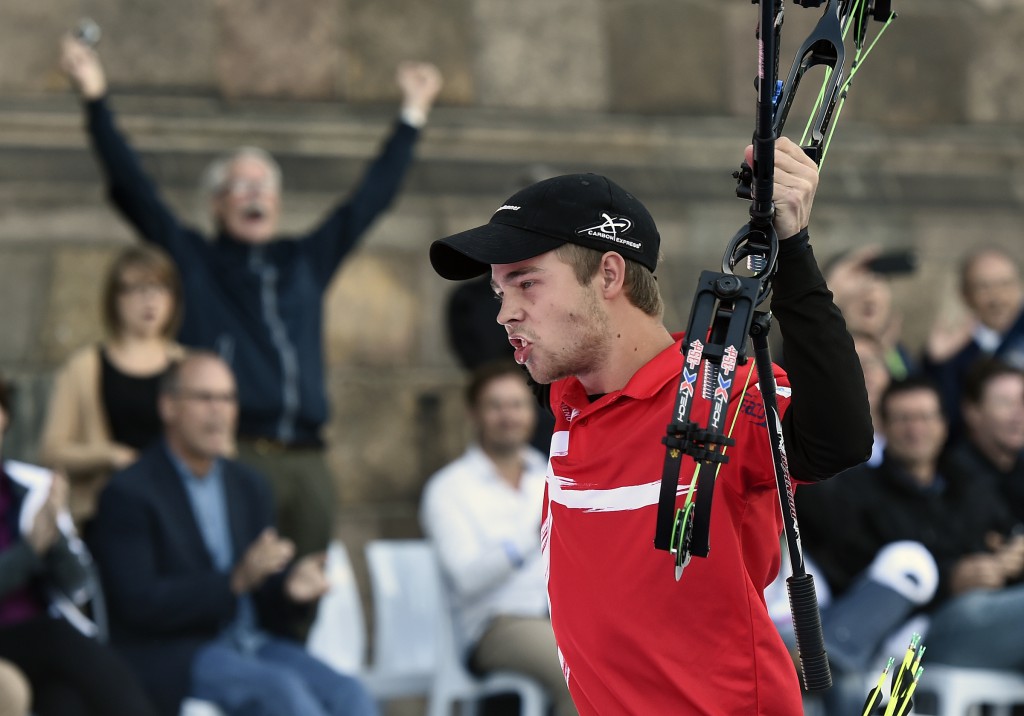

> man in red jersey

[{"left": 428, "top": 138, "right": 872, "bottom": 715}]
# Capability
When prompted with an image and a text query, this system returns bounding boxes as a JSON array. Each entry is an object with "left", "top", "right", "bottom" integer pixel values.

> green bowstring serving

[{"left": 800, "top": 0, "right": 899, "bottom": 169}]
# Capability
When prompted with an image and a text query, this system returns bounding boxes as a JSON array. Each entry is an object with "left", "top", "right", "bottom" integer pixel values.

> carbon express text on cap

[{"left": 429, "top": 173, "right": 661, "bottom": 280}]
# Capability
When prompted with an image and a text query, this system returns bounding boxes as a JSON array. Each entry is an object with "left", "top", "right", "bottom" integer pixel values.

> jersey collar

[{"left": 558, "top": 332, "right": 687, "bottom": 413}]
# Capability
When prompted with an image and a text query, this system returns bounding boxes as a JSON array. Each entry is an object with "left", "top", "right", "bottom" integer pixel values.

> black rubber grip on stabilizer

[{"left": 787, "top": 573, "right": 832, "bottom": 691}]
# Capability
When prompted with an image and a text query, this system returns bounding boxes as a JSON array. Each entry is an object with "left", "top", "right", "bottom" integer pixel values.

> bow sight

[
  {"left": 653, "top": 0, "right": 896, "bottom": 694},
  {"left": 743, "top": 0, "right": 898, "bottom": 182}
]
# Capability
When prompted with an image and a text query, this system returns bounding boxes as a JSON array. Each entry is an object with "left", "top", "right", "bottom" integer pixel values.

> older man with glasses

[{"left": 89, "top": 352, "right": 377, "bottom": 716}]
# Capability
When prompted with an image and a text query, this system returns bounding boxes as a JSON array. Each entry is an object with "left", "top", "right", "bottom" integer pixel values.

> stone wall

[
  {"left": 1, "top": 5, "right": 1023, "bottom": 705},
  {"left": 5, "top": 1, "right": 1024, "bottom": 120}
]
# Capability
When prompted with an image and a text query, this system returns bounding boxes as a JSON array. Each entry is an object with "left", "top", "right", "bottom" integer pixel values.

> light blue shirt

[{"left": 166, "top": 443, "right": 266, "bottom": 653}]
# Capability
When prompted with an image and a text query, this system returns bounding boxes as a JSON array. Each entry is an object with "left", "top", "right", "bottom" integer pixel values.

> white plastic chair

[
  {"left": 364, "top": 539, "right": 549, "bottom": 716},
  {"left": 179, "top": 700, "right": 228, "bottom": 716},
  {"left": 307, "top": 540, "right": 368, "bottom": 675},
  {"left": 307, "top": 539, "right": 442, "bottom": 701},
  {"left": 362, "top": 540, "right": 436, "bottom": 699},
  {"left": 912, "top": 665, "right": 1024, "bottom": 716}
]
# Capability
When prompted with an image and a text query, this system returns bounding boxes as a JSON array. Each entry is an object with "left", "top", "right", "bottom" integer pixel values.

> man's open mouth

[
  {"left": 509, "top": 335, "right": 532, "bottom": 365},
  {"left": 243, "top": 204, "right": 265, "bottom": 220}
]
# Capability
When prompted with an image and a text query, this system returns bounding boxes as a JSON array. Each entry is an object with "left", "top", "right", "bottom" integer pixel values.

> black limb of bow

[{"left": 653, "top": 0, "right": 895, "bottom": 694}]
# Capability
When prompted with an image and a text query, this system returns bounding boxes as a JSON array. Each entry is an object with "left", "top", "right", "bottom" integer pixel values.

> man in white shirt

[{"left": 420, "top": 362, "right": 575, "bottom": 716}]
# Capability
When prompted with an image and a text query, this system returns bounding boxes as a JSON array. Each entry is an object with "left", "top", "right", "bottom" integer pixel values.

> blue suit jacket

[
  {"left": 89, "top": 443, "right": 299, "bottom": 716},
  {"left": 922, "top": 307, "right": 1024, "bottom": 444}
]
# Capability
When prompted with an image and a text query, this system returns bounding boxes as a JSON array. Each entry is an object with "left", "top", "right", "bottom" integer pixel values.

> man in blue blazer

[{"left": 90, "top": 352, "right": 376, "bottom": 716}]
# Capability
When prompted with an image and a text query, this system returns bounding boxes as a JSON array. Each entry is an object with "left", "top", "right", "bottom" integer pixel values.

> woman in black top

[{"left": 39, "top": 245, "right": 186, "bottom": 526}]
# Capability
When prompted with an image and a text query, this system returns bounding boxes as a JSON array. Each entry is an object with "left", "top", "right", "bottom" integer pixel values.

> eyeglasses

[
  {"left": 965, "top": 277, "right": 1020, "bottom": 295},
  {"left": 219, "top": 178, "right": 277, "bottom": 197},
  {"left": 885, "top": 411, "right": 944, "bottom": 426},
  {"left": 173, "top": 390, "right": 237, "bottom": 405}
]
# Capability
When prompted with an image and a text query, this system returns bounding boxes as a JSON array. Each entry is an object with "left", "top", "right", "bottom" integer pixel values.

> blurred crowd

[
  {"left": 774, "top": 245, "right": 1024, "bottom": 714},
  {"left": 1, "top": 28, "right": 1023, "bottom": 716},
  {"left": 1, "top": 33, "right": 442, "bottom": 716}
]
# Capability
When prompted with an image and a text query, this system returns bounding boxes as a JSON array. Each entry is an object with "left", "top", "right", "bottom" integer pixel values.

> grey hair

[
  {"left": 199, "top": 146, "right": 282, "bottom": 200},
  {"left": 959, "top": 245, "right": 1020, "bottom": 297},
  {"left": 158, "top": 350, "right": 228, "bottom": 396}
]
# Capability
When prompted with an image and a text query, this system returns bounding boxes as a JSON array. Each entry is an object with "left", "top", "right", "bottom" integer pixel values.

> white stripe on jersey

[
  {"left": 547, "top": 474, "right": 692, "bottom": 512},
  {"left": 546, "top": 431, "right": 692, "bottom": 513}
]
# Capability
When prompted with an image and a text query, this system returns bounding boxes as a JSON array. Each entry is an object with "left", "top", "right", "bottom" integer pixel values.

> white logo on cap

[
  {"left": 495, "top": 205, "right": 521, "bottom": 213},
  {"left": 576, "top": 213, "right": 642, "bottom": 250}
]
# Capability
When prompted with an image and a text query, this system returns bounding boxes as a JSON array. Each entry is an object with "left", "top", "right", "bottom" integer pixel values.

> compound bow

[{"left": 653, "top": 0, "right": 897, "bottom": 692}]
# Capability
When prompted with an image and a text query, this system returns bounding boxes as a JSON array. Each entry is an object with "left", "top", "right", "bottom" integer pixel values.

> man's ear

[
  {"left": 158, "top": 393, "right": 175, "bottom": 427},
  {"left": 598, "top": 252, "right": 627, "bottom": 297},
  {"left": 210, "top": 196, "right": 227, "bottom": 225}
]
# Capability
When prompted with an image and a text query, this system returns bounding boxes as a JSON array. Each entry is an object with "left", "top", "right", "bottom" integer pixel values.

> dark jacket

[
  {"left": 0, "top": 465, "right": 89, "bottom": 608},
  {"left": 769, "top": 233, "right": 874, "bottom": 481},
  {"left": 922, "top": 307, "right": 1024, "bottom": 442},
  {"left": 89, "top": 444, "right": 300, "bottom": 716},
  {"left": 798, "top": 452, "right": 1012, "bottom": 606},
  {"left": 85, "top": 98, "right": 421, "bottom": 443},
  {"left": 946, "top": 439, "right": 1024, "bottom": 528}
]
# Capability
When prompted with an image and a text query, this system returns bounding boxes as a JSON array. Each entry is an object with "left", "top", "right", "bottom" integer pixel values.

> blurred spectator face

[
  {"left": 963, "top": 251, "right": 1024, "bottom": 334},
  {"left": 855, "top": 334, "right": 890, "bottom": 418},
  {"left": 212, "top": 154, "right": 281, "bottom": 245},
  {"left": 964, "top": 371, "right": 1024, "bottom": 458},
  {"left": 472, "top": 373, "right": 536, "bottom": 456},
  {"left": 160, "top": 356, "right": 238, "bottom": 464},
  {"left": 115, "top": 264, "right": 175, "bottom": 340},
  {"left": 882, "top": 388, "right": 947, "bottom": 476},
  {"left": 844, "top": 273, "right": 894, "bottom": 339}
]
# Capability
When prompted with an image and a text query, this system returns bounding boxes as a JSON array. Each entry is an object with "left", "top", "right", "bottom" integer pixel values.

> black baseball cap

[{"left": 429, "top": 173, "right": 661, "bottom": 280}]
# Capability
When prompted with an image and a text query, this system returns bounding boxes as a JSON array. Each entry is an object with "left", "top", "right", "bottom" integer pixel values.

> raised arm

[
  {"left": 60, "top": 34, "right": 187, "bottom": 251},
  {"left": 765, "top": 138, "right": 874, "bottom": 481},
  {"left": 302, "top": 62, "right": 443, "bottom": 285}
]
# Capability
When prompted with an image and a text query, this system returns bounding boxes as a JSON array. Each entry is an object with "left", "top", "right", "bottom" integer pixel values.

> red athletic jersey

[{"left": 542, "top": 334, "right": 803, "bottom": 715}]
